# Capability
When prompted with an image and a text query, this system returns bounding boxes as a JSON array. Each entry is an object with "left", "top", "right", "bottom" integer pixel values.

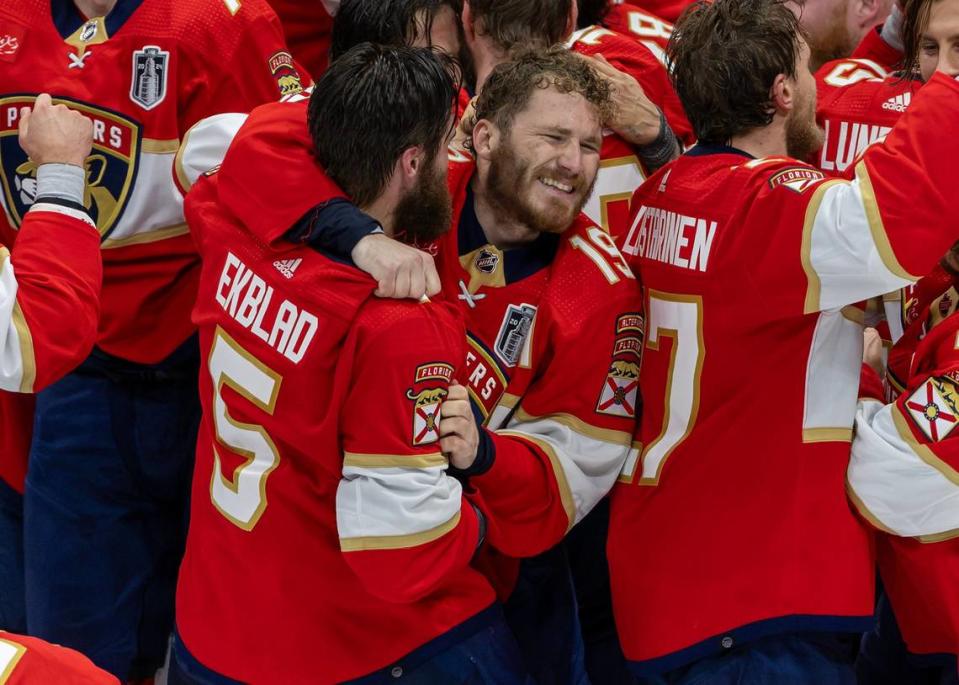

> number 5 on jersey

[{"left": 209, "top": 327, "right": 283, "bottom": 530}]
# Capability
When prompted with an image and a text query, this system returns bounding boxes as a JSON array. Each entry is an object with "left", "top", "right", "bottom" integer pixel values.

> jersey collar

[
  {"left": 51, "top": 0, "right": 146, "bottom": 40},
  {"left": 686, "top": 143, "right": 755, "bottom": 159}
]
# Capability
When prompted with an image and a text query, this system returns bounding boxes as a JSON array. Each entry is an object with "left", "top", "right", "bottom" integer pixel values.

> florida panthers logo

[
  {"left": 0, "top": 95, "right": 140, "bottom": 238},
  {"left": 407, "top": 363, "right": 454, "bottom": 446}
]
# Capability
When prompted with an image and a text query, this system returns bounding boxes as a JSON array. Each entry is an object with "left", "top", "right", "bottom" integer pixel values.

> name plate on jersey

[{"left": 0, "top": 95, "right": 140, "bottom": 238}]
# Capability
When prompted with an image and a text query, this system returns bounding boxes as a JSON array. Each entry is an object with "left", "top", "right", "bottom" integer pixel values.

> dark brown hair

[
  {"left": 467, "top": 0, "right": 572, "bottom": 51},
  {"left": 902, "top": 0, "right": 940, "bottom": 76},
  {"left": 668, "top": 0, "right": 805, "bottom": 144},
  {"left": 308, "top": 44, "right": 458, "bottom": 207},
  {"left": 466, "top": 46, "right": 613, "bottom": 149}
]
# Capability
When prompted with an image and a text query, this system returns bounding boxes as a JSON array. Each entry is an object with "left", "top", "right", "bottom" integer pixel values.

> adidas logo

[
  {"left": 881, "top": 92, "right": 911, "bottom": 113},
  {"left": 273, "top": 258, "right": 302, "bottom": 279}
]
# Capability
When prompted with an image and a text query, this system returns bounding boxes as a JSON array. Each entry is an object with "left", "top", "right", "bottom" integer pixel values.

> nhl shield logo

[
  {"left": 130, "top": 45, "right": 169, "bottom": 110},
  {"left": 495, "top": 303, "right": 536, "bottom": 368},
  {"left": 0, "top": 96, "right": 140, "bottom": 238},
  {"left": 475, "top": 248, "right": 499, "bottom": 274}
]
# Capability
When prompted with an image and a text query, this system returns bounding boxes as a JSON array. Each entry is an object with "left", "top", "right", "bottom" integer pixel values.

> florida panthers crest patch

[
  {"left": 904, "top": 376, "right": 959, "bottom": 442},
  {"left": 407, "top": 363, "right": 452, "bottom": 446},
  {"left": 596, "top": 313, "right": 644, "bottom": 418},
  {"left": 130, "top": 45, "right": 169, "bottom": 110}
]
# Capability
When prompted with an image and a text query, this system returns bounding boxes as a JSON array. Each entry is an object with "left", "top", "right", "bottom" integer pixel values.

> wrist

[
  {"left": 448, "top": 427, "right": 496, "bottom": 480},
  {"left": 35, "top": 163, "right": 85, "bottom": 205},
  {"left": 635, "top": 110, "right": 680, "bottom": 172}
]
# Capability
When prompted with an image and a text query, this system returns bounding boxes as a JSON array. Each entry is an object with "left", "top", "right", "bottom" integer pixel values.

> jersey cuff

[
  {"left": 36, "top": 163, "right": 85, "bottom": 206},
  {"left": 448, "top": 427, "right": 496, "bottom": 480},
  {"left": 285, "top": 199, "right": 383, "bottom": 259}
]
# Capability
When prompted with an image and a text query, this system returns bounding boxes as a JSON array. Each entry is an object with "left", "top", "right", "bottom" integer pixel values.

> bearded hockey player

[
  {"left": 616, "top": 0, "right": 959, "bottom": 682},
  {"left": 172, "top": 45, "right": 531, "bottom": 685}
]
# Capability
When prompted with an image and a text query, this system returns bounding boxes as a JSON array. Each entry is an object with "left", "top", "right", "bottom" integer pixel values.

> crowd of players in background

[{"left": 0, "top": 0, "right": 957, "bottom": 683}]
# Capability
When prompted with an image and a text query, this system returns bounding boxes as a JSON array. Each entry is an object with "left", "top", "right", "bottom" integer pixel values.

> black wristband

[
  {"left": 284, "top": 198, "right": 382, "bottom": 258},
  {"left": 448, "top": 426, "right": 496, "bottom": 480},
  {"left": 636, "top": 110, "right": 681, "bottom": 172},
  {"left": 470, "top": 502, "right": 487, "bottom": 555}
]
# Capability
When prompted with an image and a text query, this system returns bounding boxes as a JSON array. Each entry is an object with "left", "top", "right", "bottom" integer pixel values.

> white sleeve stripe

[
  {"left": 803, "top": 164, "right": 913, "bottom": 314},
  {"left": 501, "top": 411, "right": 631, "bottom": 528},
  {"left": 0, "top": 251, "right": 28, "bottom": 393},
  {"left": 27, "top": 202, "right": 97, "bottom": 230},
  {"left": 336, "top": 464, "right": 463, "bottom": 546},
  {"left": 175, "top": 113, "right": 249, "bottom": 192},
  {"left": 848, "top": 399, "right": 959, "bottom": 539}
]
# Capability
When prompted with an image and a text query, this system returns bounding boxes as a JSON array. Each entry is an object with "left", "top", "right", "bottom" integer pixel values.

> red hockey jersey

[
  {"left": 0, "top": 632, "right": 118, "bottom": 684},
  {"left": 613, "top": 72, "right": 959, "bottom": 671},
  {"left": 0, "top": 200, "right": 102, "bottom": 492},
  {"left": 568, "top": 25, "right": 693, "bottom": 242},
  {"left": 850, "top": 310, "right": 959, "bottom": 660},
  {"left": 852, "top": 24, "right": 904, "bottom": 71},
  {"left": 0, "top": 0, "right": 301, "bottom": 365},
  {"left": 815, "top": 57, "right": 920, "bottom": 177},
  {"left": 438, "top": 152, "right": 642, "bottom": 564},
  {"left": 621, "top": 0, "right": 693, "bottom": 23},
  {"left": 267, "top": 0, "right": 336, "bottom": 79},
  {"left": 175, "top": 103, "right": 493, "bottom": 684},
  {"left": 603, "top": 0, "right": 674, "bottom": 66}
]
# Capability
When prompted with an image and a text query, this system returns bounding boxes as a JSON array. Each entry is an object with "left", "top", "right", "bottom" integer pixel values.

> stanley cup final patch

[
  {"left": 494, "top": 303, "right": 537, "bottom": 368},
  {"left": 904, "top": 376, "right": 959, "bottom": 442},
  {"left": 407, "top": 363, "right": 453, "bottom": 446},
  {"left": 130, "top": 45, "right": 169, "bottom": 110}
]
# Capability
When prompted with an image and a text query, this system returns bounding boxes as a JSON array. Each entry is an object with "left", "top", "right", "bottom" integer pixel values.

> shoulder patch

[
  {"left": 269, "top": 51, "right": 304, "bottom": 98},
  {"left": 407, "top": 363, "right": 451, "bottom": 446},
  {"left": 904, "top": 376, "right": 959, "bottom": 441},
  {"left": 596, "top": 312, "right": 644, "bottom": 418},
  {"left": 767, "top": 167, "right": 825, "bottom": 194}
]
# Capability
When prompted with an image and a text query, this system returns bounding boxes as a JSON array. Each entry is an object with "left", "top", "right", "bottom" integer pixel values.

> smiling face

[
  {"left": 485, "top": 86, "right": 602, "bottom": 234},
  {"left": 919, "top": 0, "right": 959, "bottom": 80}
]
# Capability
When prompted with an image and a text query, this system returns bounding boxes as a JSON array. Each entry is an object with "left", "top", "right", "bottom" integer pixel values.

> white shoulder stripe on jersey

[
  {"left": 336, "top": 454, "right": 463, "bottom": 551},
  {"left": 175, "top": 112, "right": 249, "bottom": 193},
  {"left": 848, "top": 398, "right": 959, "bottom": 541},
  {"left": 0, "top": 249, "right": 30, "bottom": 393},
  {"left": 802, "top": 162, "right": 914, "bottom": 314},
  {"left": 499, "top": 410, "right": 632, "bottom": 529}
]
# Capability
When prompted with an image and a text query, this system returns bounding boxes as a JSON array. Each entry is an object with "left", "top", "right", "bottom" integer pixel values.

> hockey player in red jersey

[
  {"left": 616, "top": 0, "right": 959, "bottom": 680},
  {"left": 268, "top": 0, "right": 338, "bottom": 78},
  {"left": 0, "top": 0, "right": 304, "bottom": 679},
  {"left": 0, "top": 631, "right": 119, "bottom": 684},
  {"left": 791, "top": 0, "right": 893, "bottom": 71},
  {"left": 0, "top": 95, "right": 101, "bottom": 635},
  {"left": 462, "top": 0, "right": 690, "bottom": 241},
  {"left": 172, "top": 44, "right": 530, "bottom": 685},
  {"left": 592, "top": 0, "right": 675, "bottom": 66}
]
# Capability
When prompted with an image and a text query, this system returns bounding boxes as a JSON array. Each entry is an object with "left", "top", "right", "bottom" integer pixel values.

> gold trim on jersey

[
  {"left": 845, "top": 477, "right": 898, "bottom": 535},
  {"left": 891, "top": 403, "right": 959, "bottom": 486},
  {"left": 142, "top": 138, "right": 180, "bottom": 154},
  {"left": 841, "top": 306, "right": 865, "bottom": 325},
  {"left": 513, "top": 408, "right": 633, "bottom": 447},
  {"left": 339, "top": 510, "right": 462, "bottom": 552},
  {"left": 637, "top": 291, "right": 704, "bottom": 486},
  {"left": 801, "top": 179, "right": 845, "bottom": 313},
  {"left": 174, "top": 126, "right": 196, "bottom": 193},
  {"left": 101, "top": 223, "right": 190, "bottom": 249},
  {"left": 63, "top": 16, "right": 110, "bottom": 56},
  {"left": 856, "top": 162, "right": 917, "bottom": 282},
  {"left": 343, "top": 452, "right": 448, "bottom": 470},
  {"left": 802, "top": 427, "right": 853, "bottom": 443},
  {"left": 0, "top": 637, "right": 27, "bottom": 684},
  {"left": 209, "top": 327, "right": 283, "bottom": 532},
  {"left": 459, "top": 244, "right": 506, "bottom": 293},
  {"left": 497, "top": 429, "right": 577, "bottom": 530},
  {"left": 616, "top": 440, "right": 643, "bottom": 484}
]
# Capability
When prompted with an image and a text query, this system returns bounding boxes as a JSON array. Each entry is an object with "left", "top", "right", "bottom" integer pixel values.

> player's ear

[
  {"left": 853, "top": 0, "right": 890, "bottom": 29},
  {"left": 566, "top": 0, "right": 579, "bottom": 38},
  {"left": 770, "top": 73, "right": 793, "bottom": 116},
  {"left": 471, "top": 119, "right": 497, "bottom": 161},
  {"left": 461, "top": 0, "right": 478, "bottom": 44},
  {"left": 398, "top": 146, "right": 426, "bottom": 189}
]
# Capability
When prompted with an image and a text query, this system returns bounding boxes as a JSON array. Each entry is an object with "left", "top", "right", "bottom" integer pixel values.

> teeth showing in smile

[{"left": 539, "top": 177, "right": 573, "bottom": 194}]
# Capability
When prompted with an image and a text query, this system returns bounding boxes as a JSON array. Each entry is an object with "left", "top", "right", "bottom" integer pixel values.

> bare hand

[
  {"left": 440, "top": 381, "right": 479, "bottom": 471},
  {"left": 580, "top": 54, "right": 663, "bottom": 146},
  {"left": 350, "top": 233, "right": 441, "bottom": 299},
  {"left": 18, "top": 94, "right": 93, "bottom": 167},
  {"left": 863, "top": 327, "right": 884, "bottom": 376}
]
